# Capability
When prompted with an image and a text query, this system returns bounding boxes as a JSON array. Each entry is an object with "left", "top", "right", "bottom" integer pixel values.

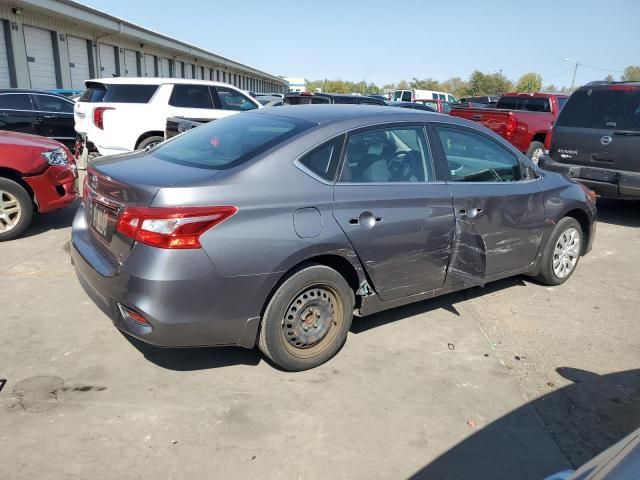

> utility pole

[{"left": 570, "top": 60, "right": 579, "bottom": 90}]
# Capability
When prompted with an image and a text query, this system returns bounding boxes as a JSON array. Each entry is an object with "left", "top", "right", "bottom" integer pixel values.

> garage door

[
  {"left": 160, "top": 57, "right": 170, "bottom": 77},
  {"left": 98, "top": 43, "right": 117, "bottom": 78},
  {"left": 184, "top": 63, "right": 193, "bottom": 79},
  {"left": 23, "top": 25, "right": 57, "bottom": 90},
  {"left": 123, "top": 49, "right": 137, "bottom": 77},
  {"left": 144, "top": 54, "right": 155, "bottom": 77},
  {"left": 0, "top": 22, "right": 10, "bottom": 88},
  {"left": 67, "top": 36, "right": 90, "bottom": 89}
]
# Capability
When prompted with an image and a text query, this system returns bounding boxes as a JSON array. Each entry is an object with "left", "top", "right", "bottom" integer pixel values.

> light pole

[{"left": 563, "top": 58, "right": 579, "bottom": 90}]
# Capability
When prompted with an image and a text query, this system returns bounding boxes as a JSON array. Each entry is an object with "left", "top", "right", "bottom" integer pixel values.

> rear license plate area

[{"left": 89, "top": 200, "right": 117, "bottom": 241}]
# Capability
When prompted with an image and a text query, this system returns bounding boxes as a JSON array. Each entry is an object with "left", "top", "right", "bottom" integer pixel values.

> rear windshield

[
  {"left": 152, "top": 113, "right": 314, "bottom": 170},
  {"left": 556, "top": 88, "right": 640, "bottom": 130},
  {"left": 78, "top": 83, "right": 158, "bottom": 103},
  {"left": 496, "top": 96, "right": 551, "bottom": 112}
]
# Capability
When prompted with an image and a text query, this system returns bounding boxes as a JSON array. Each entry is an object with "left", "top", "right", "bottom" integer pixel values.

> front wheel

[
  {"left": 0, "top": 178, "right": 33, "bottom": 241},
  {"left": 536, "top": 217, "right": 583, "bottom": 286},
  {"left": 258, "top": 264, "right": 354, "bottom": 371}
]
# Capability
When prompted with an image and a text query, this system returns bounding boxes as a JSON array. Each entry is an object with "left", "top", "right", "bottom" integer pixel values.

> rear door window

[
  {"left": 105, "top": 84, "right": 158, "bottom": 103},
  {"left": 401, "top": 91, "right": 412, "bottom": 102},
  {"left": 169, "top": 84, "right": 214, "bottom": 109},
  {"left": 153, "top": 113, "right": 312, "bottom": 169},
  {"left": 214, "top": 87, "right": 258, "bottom": 111},
  {"left": 339, "top": 126, "right": 432, "bottom": 183},
  {"left": 79, "top": 84, "right": 107, "bottom": 102},
  {"left": 556, "top": 88, "right": 640, "bottom": 130},
  {"left": 497, "top": 96, "right": 551, "bottom": 112},
  {"left": 0, "top": 93, "right": 34, "bottom": 110},
  {"left": 33, "top": 94, "right": 74, "bottom": 113}
]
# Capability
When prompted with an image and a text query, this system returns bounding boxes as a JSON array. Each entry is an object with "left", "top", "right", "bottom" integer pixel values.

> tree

[
  {"left": 604, "top": 74, "right": 615, "bottom": 83},
  {"left": 621, "top": 65, "right": 640, "bottom": 82},
  {"left": 542, "top": 84, "right": 557, "bottom": 93},
  {"left": 410, "top": 77, "right": 441, "bottom": 90},
  {"left": 397, "top": 80, "right": 410, "bottom": 90},
  {"left": 464, "top": 71, "right": 513, "bottom": 96},
  {"left": 441, "top": 77, "right": 468, "bottom": 99},
  {"left": 515, "top": 73, "right": 542, "bottom": 93}
]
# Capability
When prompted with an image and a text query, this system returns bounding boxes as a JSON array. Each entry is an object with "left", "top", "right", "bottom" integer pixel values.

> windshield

[
  {"left": 152, "top": 113, "right": 314, "bottom": 169},
  {"left": 556, "top": 88, "right": 640, "bottom": 130}
]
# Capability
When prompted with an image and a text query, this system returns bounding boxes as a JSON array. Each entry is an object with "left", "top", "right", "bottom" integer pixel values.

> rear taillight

[
  {"left": 82, "top": 176, "right": 89, "bottom": 204},
  {"left": 93, "top": 107, "right": 114, "bottom": 130},
  {"left": 118, "top": 304, "right": 150, "bottom": 326},
  {"left": 116, "top": 206, "right": 237, "bottom": 249},
  {"left": 505, "top": 114, "right": 518, "bottom": 139}
]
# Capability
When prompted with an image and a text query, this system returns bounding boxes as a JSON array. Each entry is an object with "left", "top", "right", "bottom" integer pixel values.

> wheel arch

[
  {"left": 260, "top": 253, "right": 365, "bottom": 319},
  {"left": 135, "top": 131, "right": 165, "bottom": 149},
  {"left": 531, "top": 132, "right": 547, "bottom": 145},
  {"left": 0, "top": 167, "right": 37, "bottom": 209},
  {"left": 562, "top": 208, "right": 591, "bottom": 254}
]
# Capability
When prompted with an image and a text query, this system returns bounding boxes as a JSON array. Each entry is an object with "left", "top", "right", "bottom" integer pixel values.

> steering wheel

[{"left": 387, "top": 151, "right": 417, "bottom": 182}]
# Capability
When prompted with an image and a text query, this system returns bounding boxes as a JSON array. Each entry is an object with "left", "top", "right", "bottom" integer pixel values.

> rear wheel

[
  {"left": 526, "top": 141, "right": 545, "bottom": 164},
  {"left": 137, "top": 135, "right": 164, "bottom": 151},
  {"left": 536, "top": 217, "right": 583, "bottom": 286},
  {"left": 0, "top": 178, "right": 33, "bottom": 241},
  {"left": 258, "top": 264, "right": 354, "bottom": 371}
]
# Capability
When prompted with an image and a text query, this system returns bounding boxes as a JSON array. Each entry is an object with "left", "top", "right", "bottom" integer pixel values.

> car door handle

[
  {"left": 472, "top": 115, "right": 482, "bottom": 121},
  {"left": 350, "top": 212, "right": 382, "bottom": 228},
  {"left": 458, "top": 207, "right": 483, "bottom": 220}
]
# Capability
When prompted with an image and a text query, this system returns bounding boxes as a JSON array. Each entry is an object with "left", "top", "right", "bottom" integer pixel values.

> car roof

[
  {"left": 251, "top": 104, "right": 458, "bottom": 125},
  {"left": 0, "top": 89, "right": 72, "bottom": 97},
  {"left": 86, "top": 77, "right": 237, "bottom": 88},
  {"left": 501, "top": 92, "right": 568, "bottom": 98}
]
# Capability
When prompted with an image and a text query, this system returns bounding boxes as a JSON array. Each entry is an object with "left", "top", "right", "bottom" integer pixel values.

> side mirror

[{"left": 537, "top": 154, "right": 551, "bottom": 169}]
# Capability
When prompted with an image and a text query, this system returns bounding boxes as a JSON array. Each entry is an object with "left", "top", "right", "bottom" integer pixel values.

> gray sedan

[{"left": 71, "top": 105, "right": 596, "bottom": 371}]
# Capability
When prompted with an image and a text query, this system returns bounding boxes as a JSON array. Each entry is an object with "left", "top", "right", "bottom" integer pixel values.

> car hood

[{"left": 0, "top": 131, "right": 65, "bottom": 150}]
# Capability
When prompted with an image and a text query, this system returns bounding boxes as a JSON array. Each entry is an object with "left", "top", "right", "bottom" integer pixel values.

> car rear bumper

[
  {"left": 544, "top": 157, "right": 640, "bottom": 199},
  {"left": 24, "top": 164, "right": 78, "bottom": 214},
  {"left": 70, "top": 205, "right": 270, "bottom": 349}
]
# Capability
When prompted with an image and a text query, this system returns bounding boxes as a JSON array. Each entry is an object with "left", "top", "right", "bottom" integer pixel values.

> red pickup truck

[{"left": 450, "top": 93, "right": 568, "bottom": 162}]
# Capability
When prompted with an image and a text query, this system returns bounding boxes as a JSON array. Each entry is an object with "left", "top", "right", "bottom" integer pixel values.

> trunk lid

[{"left": 84, "top": 151, "right": 221, "bottom": 265}]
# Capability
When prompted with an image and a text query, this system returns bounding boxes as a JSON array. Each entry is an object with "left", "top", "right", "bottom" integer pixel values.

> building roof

[{"left": 15, "top": 0, "right": 285, "bottom": 84}]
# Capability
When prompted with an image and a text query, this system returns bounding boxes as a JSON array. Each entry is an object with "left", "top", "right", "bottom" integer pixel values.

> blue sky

[{"left": 85, "top": 0, "right": 639, "bottom": 87}]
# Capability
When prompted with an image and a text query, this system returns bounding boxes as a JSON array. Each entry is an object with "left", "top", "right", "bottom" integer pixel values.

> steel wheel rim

[
  {"left": 0, "top": 190, "right": 21, "bottom": 233},
  {"left": 281, "top": 285, "right": 344, "bottom": 359},
  {"left": 144, "top": 141, "right": 161, "bottom": 151},
  {"left": 552, "top": 227, "right": 581, "bottom": 279}
]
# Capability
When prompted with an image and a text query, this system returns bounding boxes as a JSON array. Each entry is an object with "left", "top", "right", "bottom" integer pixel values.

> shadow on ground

[
  {"left": 21, "top": 199, "right": 79, "bottom": 238},
  {"left": 351, "top": 277, "right": 528, "bottom": 334},
  {"left": 123, "top": 334, "right": 262, "bottom": 371},
  {"left": 410, "top": 367, "right": 640, "bottom": 480},
  {"left": 596, "top": 198, "right": 639, "bottom": 228}
]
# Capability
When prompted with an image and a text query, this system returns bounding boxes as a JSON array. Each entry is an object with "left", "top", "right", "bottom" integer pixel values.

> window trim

[
  {"left": 336, "top": 122, "right": 437, "bottom": 185},
  {"left": 212, "top": 85, "right": 260, "bottom": 111},
  {"left": 430, "top": 122, "right": 529, "bottom": 184}
]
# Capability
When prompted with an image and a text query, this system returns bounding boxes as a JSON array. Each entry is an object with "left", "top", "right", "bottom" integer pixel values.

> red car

[
  {"left": 414, "top": 98, "right": 453, "bottom": 114},
  {"left": 0, "top": 131, "right": 77, "bottom": 240},
  {"left": 450, "top": 93, "right": 568, "bottom": 162}
]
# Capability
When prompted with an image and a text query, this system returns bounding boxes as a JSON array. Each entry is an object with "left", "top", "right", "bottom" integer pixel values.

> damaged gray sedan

[{"left": 72, "top": 105, "right": 596, "bottom": 371}]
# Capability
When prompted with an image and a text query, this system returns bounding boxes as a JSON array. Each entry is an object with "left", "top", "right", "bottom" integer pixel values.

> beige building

[{"left": 0, "top": 0, "right": 287, "bottom": 92}]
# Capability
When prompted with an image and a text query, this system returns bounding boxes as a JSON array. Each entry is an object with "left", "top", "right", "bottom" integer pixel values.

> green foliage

[
  {"left": 515, "top": 72, "right": 543, "bottom": 93},
  {"left": 464, "top": 71, "right": 513, "bottom": 96},
  {"left": 410, "top": 77, "right": 441, "bottom": 90},
  {"left": 305, "top": 79, "right": 383, "bottom": 95},
  {"left": 621, "top": 66, "right": 640, "bottom": 82},
  {"left": 603, "top": 74, "right": 615, "bottom": 83}
]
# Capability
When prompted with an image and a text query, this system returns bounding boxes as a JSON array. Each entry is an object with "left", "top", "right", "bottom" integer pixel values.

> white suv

[{"left": 74, "top": 77, "right": 261, "bottom": 156}]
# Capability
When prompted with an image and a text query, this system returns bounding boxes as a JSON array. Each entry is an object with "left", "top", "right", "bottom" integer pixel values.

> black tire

[
  {"left": 535, "top": 217, "right": 583, "bottom": 286},
  {"left": 0, "top": 177, "right": 33, "bottom": 241},
  {"left": 526, "top": 141, "right": 545, "bottom": 164},
  {"left": 137, "top": 135, "right": 164, "bottom": 151},
  {"left": 258, "top": 264, "right": 354, "bottom": 371}
]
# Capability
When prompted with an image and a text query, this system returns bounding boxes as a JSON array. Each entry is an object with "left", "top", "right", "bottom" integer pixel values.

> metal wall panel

[
  {"left": 23, "top": 24, "right": 56, "bottom": 89},
  {"left": 0, "top": 21, "right": 10, "bottom": 87},
  {"left": 98, "top": 43, "right": 116, "bottom": 78},
  {"left": 143, "top": 53, "right": 154, "bottom": 76},
  {"left": 66, "top": 35, "right": 89, "bottom": 89},
  {"left": 123, "top": 49, "right": 137, "bottom": 77}
]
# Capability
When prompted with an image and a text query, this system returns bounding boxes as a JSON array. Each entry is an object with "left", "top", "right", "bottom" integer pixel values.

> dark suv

[
  {"left": 0, "top": 89, "right": 76, "bottom": 150},
  {"left": 284, "top": 92, "right": 386, "bottom": 106},
  {"left": 542, "top": 81, "right": 640, "bottom": 200}
]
